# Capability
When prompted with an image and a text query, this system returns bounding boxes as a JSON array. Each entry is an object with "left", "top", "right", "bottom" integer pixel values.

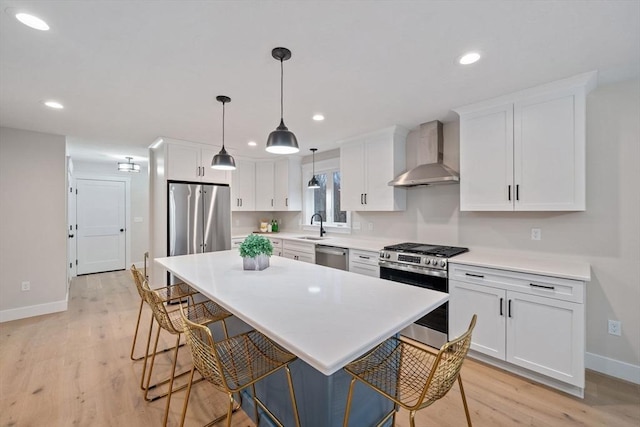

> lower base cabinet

[
  {"left": 282, "top": 240, "right": 315, "bottom": 264},
  {"left": 449, "top": 263, "right": 585, "bottom": 397},
  {"left": 348, "top": 249, "right": 380, "bottom": 277}
]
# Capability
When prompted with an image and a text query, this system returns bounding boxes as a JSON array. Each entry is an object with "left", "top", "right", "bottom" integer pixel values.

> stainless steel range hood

[{"left": 388, "top": 120, "right": 459, "bottom": 187}]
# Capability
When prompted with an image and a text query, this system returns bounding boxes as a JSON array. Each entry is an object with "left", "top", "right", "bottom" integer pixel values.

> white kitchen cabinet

[
  {"left": 255, "top": 159, "right": 302, "bottom": 212},
  {"left": 454, "top": 71, "right": 596, "bottom": 212},
  {"left": 231, "top": 237, "right": 245, "bottom": 251},
  {"left": 274, "top": 157, "right": 301, "bottom": 211},
  {"left": 449, "top": 263, "right": 585, "bottom": 397},
  {"left": 340, "top": 126, "right": 408, "bottom": 211},
  {"left": 348, "top": 249, "right": 380, "bottom": 278},
  {"left": 268, "top": 237, "right": 283, "bottom": 257},
  {"left": 231, "top": 159, "right": 255, "bottom": 211},
  {"left": 255, "top": 161, "right": 275, "bottom": 211},
  {"left": 166, "top": 142, "right": 231, "bottom": 184},
  {"left": 282, "top": 239, "right": 315, "bottom": 264}
]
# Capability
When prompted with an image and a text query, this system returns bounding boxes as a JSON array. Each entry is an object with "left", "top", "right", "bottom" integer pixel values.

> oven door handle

[{"left": 379, "top": 260, "right": 448, "bottom": 278}]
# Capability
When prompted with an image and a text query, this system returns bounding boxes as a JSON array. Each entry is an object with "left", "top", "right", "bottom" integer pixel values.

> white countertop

[
  {"left": 232, "top": 231, "right": 399, "bottom": 252},
  {"left": 155, "top": 250, "right": 448, "bottom": 376},
  {"left": 449, "top": 250, "right": 591, "bottom": 281}
]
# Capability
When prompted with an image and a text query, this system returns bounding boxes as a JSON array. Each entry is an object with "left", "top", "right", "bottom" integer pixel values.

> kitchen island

[{"left": 156, "top": 250, "right": 448, "bottom": 426}]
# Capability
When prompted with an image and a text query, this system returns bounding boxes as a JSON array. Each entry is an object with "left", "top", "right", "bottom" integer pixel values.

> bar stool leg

[
  {"left": 162, "top": 334, "right": 182, "bottom": 426},
  {"left": 458, "top": 374, "right": 472, "bottom": 427},
  {"left": 130, "top": 298, "right": 145, "bottom": 360},
  {"left": 342, "top": 377, "right": 357, "bottom": 427},
  {"left": 179, "top": 366, "right": 196, "bottom": 427},
  {"left": 285, "top": 365, "right": 301, "bottom": 427}
]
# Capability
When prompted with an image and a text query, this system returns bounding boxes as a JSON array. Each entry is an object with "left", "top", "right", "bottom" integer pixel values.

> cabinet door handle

[
  {"left": 500, "top": 297, "right": 503, "bottom": 316},
  {"left": 516, "top": 184, "right": 520, "bottom": 201},
  {"left": 364, "top": 193, "right": 367, "bottom": 204},
  {"left": 508, "top": 299, "right": 512, "bottom": 318},
  {"left": 271, "top": 198, "right": 273, "bottom": 207},
  {"left": 286, "top": 197, "right": 288, "bottom": 207},
  {"left": 465, "top": 273, "right": 485, "bottom": 278},
  {"left": 530, "top": 283, "right": 555, "bottom": 290},
  {"left": 359, "top": 255, "right": 370, "bottom": 259},
  {"left": 508, "top": 185, "right": 511, "bottom": 201},
  {"left": 239, "top": 198, "right": 242, "bottom": 207},
  {"left": 360, "top": 194, "right": 364, "bottom": 204}
]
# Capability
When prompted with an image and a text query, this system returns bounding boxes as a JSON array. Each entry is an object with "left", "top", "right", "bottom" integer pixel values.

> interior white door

[
  {"left": 67, "top": 174, "right": 77, "bottom": 283},
  {"left": 76, "top": 179, "right": 126, "bottom": 274}
]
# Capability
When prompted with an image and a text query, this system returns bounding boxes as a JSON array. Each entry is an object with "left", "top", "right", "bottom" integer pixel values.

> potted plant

[{"left": 239, "top": 234, "right": 273, "bottom": 271}]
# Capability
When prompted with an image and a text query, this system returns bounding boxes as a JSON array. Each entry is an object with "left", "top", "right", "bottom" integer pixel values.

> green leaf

[{"left": 239, "top": 234, "right": 273, "bottom": 258}]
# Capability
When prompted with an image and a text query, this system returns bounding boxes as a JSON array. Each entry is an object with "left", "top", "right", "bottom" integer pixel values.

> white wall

[
  {"left": 72, "top": 160, "right": 149, "bottom": 266},
  {"left": 0, "top": 127, "right": 67, "bottom": 321},
  {"left": 349, "top": 79, "right": 640, "bottom": 374}
]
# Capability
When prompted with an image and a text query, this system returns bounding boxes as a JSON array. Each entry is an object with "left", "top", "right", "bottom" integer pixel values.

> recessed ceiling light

[
  {"left": 15, "top": 12, "right": 49, "bottom": 31},
  {"left": 313, "top": 114, "right": 325, "bottom": 121},
  {"left": 248, "top": 141, "right": 257, "bottom": 147},
  {"left": 459, "top": 52, "right": 481, "bottom": 65},
  {"left": 43, "top": 100, "right": 64, "bottom": 109}
]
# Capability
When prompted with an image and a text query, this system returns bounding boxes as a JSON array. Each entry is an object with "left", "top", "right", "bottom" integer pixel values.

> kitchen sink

[{"left": 296, "top": 236, "right": 326, "bottom": 241}]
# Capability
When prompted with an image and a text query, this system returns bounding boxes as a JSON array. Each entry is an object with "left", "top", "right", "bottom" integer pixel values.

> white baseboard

[
  {"left": 586, "top": 352, "right": 640, "bottom": 384},
  {"left": 0, "top": 299, "right": 68, "bottom": 323}
]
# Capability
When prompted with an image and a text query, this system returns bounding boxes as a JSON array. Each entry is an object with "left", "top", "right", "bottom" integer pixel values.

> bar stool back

[
  {"left": 141, "top": 283, "right": 232, "bottom": 426},
  {"left": 343, "top": 314, "right": 477, "bottom": 427},
  {"left": 179, "top": 305, "right": 301, "bottom": 427}
]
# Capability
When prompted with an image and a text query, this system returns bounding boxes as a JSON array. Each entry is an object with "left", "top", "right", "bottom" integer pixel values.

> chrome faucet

[{"left": 310, "top": 213, "right": 326, "bottom": 237}]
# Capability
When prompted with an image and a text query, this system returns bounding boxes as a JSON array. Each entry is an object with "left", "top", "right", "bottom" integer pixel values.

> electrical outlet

[
  {"left": 352, "top": 221, "right": 361, "bottom": 230},
  {"left": 531, "top": 228, "right": 542, "bottom": 240},
  {"left": 608, "top": 320, "right": 621, "bottom": 336},
  {"left": 367, "top": 222, "right": 374, "bottom": 231},
  {"left": 21, "top": 281, "right": 30, "bottom": 291}
]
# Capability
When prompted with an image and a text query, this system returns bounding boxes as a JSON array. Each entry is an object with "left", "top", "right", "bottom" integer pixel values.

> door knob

[
  {"left": 120, "top": 228, "right": 124, "bottom": 232},
  {"left": 68, "top": 234, "right": 74, "bottom": 238}
]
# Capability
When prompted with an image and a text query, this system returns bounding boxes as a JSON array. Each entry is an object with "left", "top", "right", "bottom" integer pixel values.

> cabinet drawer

[
  {"left": 283, "top": 249, "right": 315, "bottom": 264},
  {"left": 450, "top": 264, "right": 584, "bottom": 303},
  {"left": 349, "top": 263, "right": 380, "bottom": 278},
  {"left": 231, "top": 237, "right": 245, "bottom": 250},
  {"left": 349, "top": 249, "right": 379, "bottom": 267},
  {"left": 267, "top": 237, "right": 282, "bottom": 248},
  {"left": 282, "top": 240, "right": 315, "bottom": 255}
]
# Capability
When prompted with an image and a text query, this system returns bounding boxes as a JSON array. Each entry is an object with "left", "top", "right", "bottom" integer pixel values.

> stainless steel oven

[{"left": 379, "top": 243, "right": 468, "bottom": 348}]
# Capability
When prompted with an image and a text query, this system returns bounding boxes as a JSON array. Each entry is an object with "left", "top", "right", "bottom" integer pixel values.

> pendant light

[
  {"left": 211, "top": 95, "right": 236, "bottom": 170},
  {"left": 266, "top": 47, "right": 299, "bottom": 154},
  {"left": 308, "top": 148, "right": 320, "bottom": 188},
  {"left": 118, "top": 157, "right": 140, "bottom": 173}
]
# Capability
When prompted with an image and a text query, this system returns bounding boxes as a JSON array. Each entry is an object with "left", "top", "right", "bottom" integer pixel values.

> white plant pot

[{"left": 242, "top": 254, "right": 270, "bottom": 271}]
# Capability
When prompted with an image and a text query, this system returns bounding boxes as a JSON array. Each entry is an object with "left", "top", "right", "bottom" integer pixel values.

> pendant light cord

[
  {"left": 221, "top": 101, "right": 225, "bottom": 148},
  {"left": 280, "top": 58, "right": 284, "bottom": 121}
]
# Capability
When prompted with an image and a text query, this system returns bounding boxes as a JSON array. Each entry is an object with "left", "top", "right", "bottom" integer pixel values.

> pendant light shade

[
  {"left": 308, "top": 148, "right": 320, "bottom": 188},
  {"left": 266, "top": 47, "right": 299, "bottom": 154},
  {"left": 118, "top": 157, "right": 140, "bottom": 173},
  {"left": 211, "top": 95, "right": 236, "bottom": 170}
]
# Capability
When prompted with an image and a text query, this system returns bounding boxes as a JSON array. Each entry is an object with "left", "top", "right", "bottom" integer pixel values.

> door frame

[{"left": 74, "top": 173, "right": 132, "bottom": 271}]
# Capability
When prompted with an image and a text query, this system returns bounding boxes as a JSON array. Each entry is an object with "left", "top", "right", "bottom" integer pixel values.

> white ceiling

[{"left": 1, "top": 1, "right": 638, "bottom": 164}]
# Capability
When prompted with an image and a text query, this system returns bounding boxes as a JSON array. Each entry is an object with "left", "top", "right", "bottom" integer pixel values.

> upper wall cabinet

[
  {"left": 454, "top": 71, "right": 597, "bottom": 211},
  {"left": 340, "top": 126, "right": 408, "bottom": 211},
  {"left": 230, "top": 159, "right": 255, "bottom": 211},
  {"left": 255, "top": 158, "right": 302, "bottom": 212},
  {"left": 166, "top": 142, "right": 231, "bottom": 184}
]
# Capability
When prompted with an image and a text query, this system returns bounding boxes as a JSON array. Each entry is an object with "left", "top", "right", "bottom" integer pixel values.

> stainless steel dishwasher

[{"left": 315, "top": 245, "right": 349, "bottom": 271}]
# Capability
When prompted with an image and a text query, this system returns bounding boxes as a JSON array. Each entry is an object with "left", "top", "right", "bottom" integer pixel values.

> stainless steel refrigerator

[{"left": 168, "top": 182, "right": 231, "bottom": 285}]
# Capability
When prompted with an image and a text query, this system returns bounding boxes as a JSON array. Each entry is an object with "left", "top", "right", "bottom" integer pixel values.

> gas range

[{"left": 379, "top": 242, "right": 469, "bottom": 274}]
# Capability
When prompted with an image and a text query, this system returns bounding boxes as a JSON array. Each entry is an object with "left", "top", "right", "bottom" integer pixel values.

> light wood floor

[{"left": 1, "top": 269, "right": 638, "bottom": 427}]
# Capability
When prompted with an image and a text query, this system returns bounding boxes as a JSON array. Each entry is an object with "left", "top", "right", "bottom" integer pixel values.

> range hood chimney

[{"left": 388, "top": 120, "right": 459, "bottom": 187}]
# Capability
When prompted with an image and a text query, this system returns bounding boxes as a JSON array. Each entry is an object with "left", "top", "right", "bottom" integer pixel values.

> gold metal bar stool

[
  {"left": 179, "top": 305, "right": 301, "bottom": 427},
  {"left": 130, "top": 264, "right": 197, "bottom": 362},
  {"left": 142, "top": 283, "right": 233, "bottom": 427},
  {"left": 343, "top": 315, "right": 477, "bottom": 427}
]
